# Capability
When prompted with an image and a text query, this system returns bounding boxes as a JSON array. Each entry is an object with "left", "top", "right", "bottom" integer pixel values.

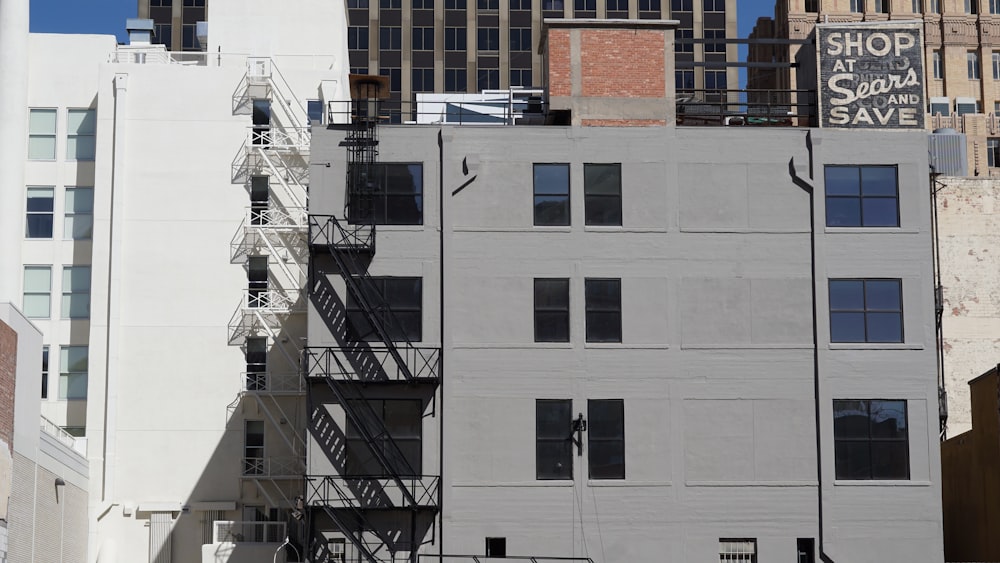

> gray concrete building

[{"left": 300, "top": 20, "right": 944, "bottom": 562}]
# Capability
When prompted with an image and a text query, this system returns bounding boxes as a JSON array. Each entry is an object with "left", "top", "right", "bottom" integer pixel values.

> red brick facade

[
  {"left": 580, "top": 29, "right": 665, "bottom": 99},
  {"left": 547, "top": 29, "right": 572, "bottom": 97},
  {"left": 0, "top": 321, "right": 16, "bottom": 455}
]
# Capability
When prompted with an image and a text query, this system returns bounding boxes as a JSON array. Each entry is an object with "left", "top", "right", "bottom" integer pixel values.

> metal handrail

[
  {"left": 244, "top": 206, "right": 308, "bottom": 230},
  {"left": 213, "top": 520, "right": 287, "bottom": 544},
  {"left": 308, "top": 215, "right": 375, "bottom": 252},
  {"left": 248, "top": 127, "right": 311, "bottom": 151},
  {"left": 241, "top": 456, "right": 305, "bottom": 477},
  {"left": 241, "top": 371, "right": 303, "bottom": 394},
  {"left": 240, "top": 288, "right": 303, "bottom": 312},
  {"left": 305, "top": 475, "right": 441, "bottom": 509},
  {"left": 304, "top": 346, "right": 440, "bottom": 382},
  {"left": 419, "top": 556, "right": 595, "bottom": 563}
]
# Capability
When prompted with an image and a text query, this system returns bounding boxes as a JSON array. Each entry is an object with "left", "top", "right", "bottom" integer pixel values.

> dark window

[
  {"left": 543, "top": 0, "right": 564, "bottom": 9},
  {"left": 990, "top": 139, "right": 1000, "bottom": 167},
  {"left": 478, "top": 68, "right": 499, "bottom": 90},
  {"left": 380, "top": 27, "right": 402, "bottom": 50},
  {"left": 967, "top": 0, "right": 978, "bottom": 13},
  {"left": 535, "top": 279, "right": 570, "bottom": 342},
  {"left": 804, "top": 0, "right": 818, "bottom": 10},
  {"left": 250, "top": 176, "right": 269, "bottom": 225},
  {"left": 445, "top": 68, "right": 467, "bottom": 92},
  {"left": 349, "top": 162, "right": 423, "bottom": 224},
  {"left": 703, "top": 0, "right": 724, "bottom": 10},
  {"left": 704, "top": 28, "right": 725, "bottom": 53},
  {"left": 536, "top": 399, "right": 572, "bottom": 479},
  {"left": 510, "top": 28, "right": 532, "bottom": 51},
  {"left": 874, "top": 0, "right": 889, "bottom": 12},
  {"left": 705, "top": 70, "right": 727, "bottom": 90},
  {"left": 348, "top": 26, "right": 369, "bottom": 50},
  {"left": 485, "top": 538, "right": 506, "bottom": 557},
  {"left": 639, "top": 0, "right": 660, "bottom": 11},
  {"left": 829, "top": 279, "right": 903, "bottom": 343},
  {"left": 412, "top": 68, "right": 435, "bottom": 92},
  {"left": 834, "top": 399, "right": 909, "bottom": 480},
  {"left": 478, "top": 0, "right": 500, "bottom": 8},
  {"left": 575, "top": 0, "right": 596, "bottom": 9},
  {"left": 797, "top": 538, "right": 816, "bottom": 563},
  {"left": 154, "top": 23, "right": 172, "bottom": 49},
  {"left": 511, "top": 0, "right": 531, "bottom": 9},
  {"left": 584, "top": 164, "right": 622, "bottom": 226},
  {"left": 252, "top": 99, "right": 271, "bottom": 145},
  {"left": 184, "top": 0, "right": 205, "bottom": 6},
  {"left": 671, "top": 0, "right": 692, "bottom": 10},
  {"left": 244, "top": 420, "right": 265, "bottom": 475},
  {"left": 588, "top": 399, "right": 624, "bottom": 479},
  {"left": 379, "top": 67, "right": 402, "bottom": 92},
  {"left": 381, "top": 0, "right": 402, "bottom": 7},
  {"left": 182, "top": 23, "right": 200, "bottom": 50},
  {"left": 586, "top": 278, "right": 622, "bottom": 343},
  {"left": 347, "top": 277, "right": 423, "bottom": 342},
  {"left": 676, "top": 28, "right": 693, "bottom": 53},
  {"left": 246, "top": 337, "right": 267, "bottom": 391},
  {"left": 347, "top": 399, "right": 423, "bottom": 476},
  {"left": 607, "top": 0, "right": 628, "bottom": 9},
  {"left": 26, "top": 187, "right": 54, "bottom": 238},
  {"left": 675, "top": 70, "right": 694, "bottom": 91},
  {"left": 247, "top": 256, "right": 268, "bottom": 308},
  {"left": 413, "top": 0, "right": 433, "bottom": 8},
  {"left": 719, "top": 539, "right": 757, "bottom": 562},
  {"left": 510, "top": 68, "right": 532, "bottom": 87},
  {"left": 347, "top": 0, "right": 369, "bottom": 7},
  {"left": 150, "top": 0, "right": 172, "bottom": 5},
  {"left": 307, "top": 100, "right": 323, "bottom": 124},
  {"left": 825, "top": 165, "right": 899, "bottom": 227},
  {"left": 478, "top": 27, "right": 499, "bottom": 51},
  {"left": 41, "top": 346, "right": 48, "bottom": 399},
  {"left": 533, "top": 163, "right": 570, "bottom": 226},
  {"left": 413, "top": 27, "right": 434, "bottom": 50},
  {"left": 446, "top": 0, "right": 467, "bottom": 8},
  {"left": 445, "top": 27, "right": 467, "bottom": 50}
]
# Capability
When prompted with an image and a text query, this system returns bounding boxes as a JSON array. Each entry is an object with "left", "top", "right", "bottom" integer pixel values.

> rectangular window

[
  {"left": 850, "top": 0, "right": 862, "bottom": 11},
  {"left": 676, "top": 70, "right": 695, "bottom": 92},
  {"left": 246, "top": 337, "right": 267, "bottom": 392},
  {"left": 445, "top": 68, "right": 467, "bottom": 92},
  {"left": 445, "top": 27, "right": 467, "bottom": 50},
  {"left": 412, "top": 68, "right": 435, "bottom": 92},
  {"left": 413, "top": 27, "right": 434, "bottom": 50},
  {"left": 64, "top": 187, "right": 94, "bottom": 240},
  {"left": 478, "top": 0, "right": 499, "bottom": 8},
  {"left": 704, "top": 29, "right": 725, "bottom": 53},
  {"left": 380, "top": 27, "right": 402, "bottom": 50},
  {"left": 347, "top": 0, "right": 369, "bottom": 8},
  {"left": 67, "top": 109, "right": 96, "bottom": 161},
  {"left": 536, "top": 399, "right": 572, "bottom": 479},
  {"left": 445, "top": 0, "right": 467, "bottom": 8},
  {"left": 307, "top": 100, "right": 323, "bottom": 125},
  {"left": 485, "top": 538, "right": 506, "bottom": 557},
  {"left": 381, "top": 0, "right": 402, "bottom": 7},
  {"left": 806, "top": 0, "right": 818, "bottom": 11},
  {"left": 379, "top": 67, "right": 402, "bottom": 92},
  {"left": 834, "top": 399, "right": 909, "bottom": 480},
  {"left": 347, "top": 277, "right": 422, "bottom": 342},
  {"left": 478, "top": 27, "right": 499, "bottom": 51},
  {"left": 59, "top": 346, "right": 88, "bottom": 400},
  {"left": 151, "top": 0, "right": 172, "bottom": 5},
  {"left": 247, "top": 256, "right": 268, "bottom": 308},
  {"left": 41, "top": 346, "right": 49, "bottom": 399},
  {"left": 533, "top": 163, "right": 570, "bottom": 226},
  {"left": 676, "top": 29, "right": 693, "bottom": 53},
  {"left": 639, "top": 0, "right": 660, "bottom": 12},
  {"left": 250, "top": 176, "right": 269, "bottom": 226},
  {"left": 874, "top": 0, "right": 888, "bottom": 12},
  {"left": 829, "top": 279, "right": 903, "bottom": 343},
  {"left": 797, "top": 538, "right": 815, "bottom": 563},
  {"left": 348, "top": 26, "right": 369, "bottom": 50},
  {"left": 703, "top": 0, "right": 724, "bottom": 11},
  {"left": 989, "top": 138, "right": 1000, "bottom": 167},
  {"left": 584, "top": 164, "right": 622, "bottom": 226},
  {"left": 992, "top": 0, "right": 1000, "bottom": 13},
  {"left": 932, "top": 50, "right": 942, "bottom": 79},
  {"left": 510, "top": 68, "right": 532, "bottom": 87},
  {"left": 184, "top": 0, "right": 205, "bottom": 6},
  {"left": 26, "top": 187, "right": 54, "bottom": 238},
  {"left": 346, "top": 399, "right": 422, "bottom": 476},
  {"left": 28, "top": 109, "right": 56, "bottom": 160},
  {"left": 534, "top": 278, "right": 570, "bottom": 342},
  {"left": 574, "top": 0, "right": 596, "bottom": 10},
  {"left": 705, "top": 70, "right": 727, "bottom": 90},
  {"left": 929, "top": 0, "right": 940, "bottom": 11},
  {"left": 348, "top": 162, "right": 423, "bottom": 225},
  {"left": 606, "top": 0, "right": 628, "bottom": 8},
  {"left": 511, "top": 0, "right": 531, "bottom": 8},
  {"left": 154, "top": 23, "right": 172, "bottom": 49},
  {"left": 62, "top": 266, "right": 92, "bottom": 319},
  {"left": 510, "top": 28, "right": 532, "bottom": 51},
  {"left": 969, "top": 51, "right": 981, "bottom": 80},
  {"left": 243, "top": 420, "right": 265, "bottom": 475},
  {"left": 967, "top": 0, "right": 978, "bottom": 13},
  {"left": 825, "top": 165, "right": 899, "bottom": 227},
  {"left": 23, "top": 266, "right": 51, "bottom": 319},
  {"left": 586, "top": 278, "right": 622, "bottom": 343},
  {"left": 182, "top": 23, "right": 200, "bottom": 50},
  {"left": 413, "top": 0, "right": 433, "bottom": 8},
  {"left": 993, "top": 52, "right": 1000, "bottom": 80},
  {"left": 719, "top": 539, "right": 757, "bottom": 562},
  {"left": 588, "top": 399, "right": 624, "bottom": 479},
  {"left": 478, "top": 68, "right": 500, "bottom": 90},
  {"left": 670, "top": 0, "right": 691, "bottom": 10}
]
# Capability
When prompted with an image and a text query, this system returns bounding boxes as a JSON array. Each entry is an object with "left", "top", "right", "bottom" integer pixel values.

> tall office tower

[{"left": 138, "top": 0, "right": 738, "bottom": 121}]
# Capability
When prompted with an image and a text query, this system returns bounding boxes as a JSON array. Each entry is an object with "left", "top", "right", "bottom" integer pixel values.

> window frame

[
  {"left": 445, "top": 27, "right": 467, "bottom": 51},
  {"left": 348, "top": 26, "right": 369, "bottom": 50},
  {"left": 533, "top": 163, "right": 571, "bottom": 226},
  {"left": 64, "top": 187, "right": 94, "bottom": 240},
  {"left": 41, "top": 346, "right": 49, "bottom": 399},
  {"left": 584, "top": 163, "right": 622, "bottom": 227},
  {"left": 585, "top": 278, "right": 622, "bottom": 343},
  {"left": 347, "top": 276, "right": 423, "bottom": 342},
  {"left": 703, "top": 0, "right": 724, "bottom": 12},
  {"left": 23, "top": 266, "right": 52, "bottom": 319},
  {"left": 346, "top": 399, "right": 423, "bottom": 477},
  {"left": 989, "top": 138, "right": 1000, "bottom": 168},
  {"left": 534, "top": 278, "right": 570, "bottom": 343},
  {"left": 59, "top": 345, "right": 88, "bottom": 400},
  {"left": 719, "top": 538, "right": 757, "bottom": 563},
  {"left": 67, "top": 109, "right": 96, "bottom": 161},
  {"left": 968, "top": 51, "right": 981, "bottom": 80},
  {"left": 445, "top": 68, "right": 467, "bottom": 92},
  {"left": 536, "top": 399, "right": 572, "bottom": 480},
  {"left": 379, "top": 27, "right": 402, "bottom": 50},
  {"left": 61, "top": 265, "right": 92, "bottom": 319},
  {"left": 348, "top": 162, "right": 424, "bottom": 225},
  {"left": 588, "top": 399, "right": 625, "bottom": 480},
  {"left": 932, "top": 50, "right": 942, "bottom": 79},
  {"left": 510, "top": 28, "right": 532, "bottom": 52},
  {"left": 670, "top": 0, "right": 692, "bottom": 11},
  {"left": 833, "top": 399, "right": 910, "bottom": 480},
  {"left": 828, "top": 278, "right": 904, "bottom": 343},
  {"left": 28, "top": 108, "right": 57, "bottom": 161},
  {"left": 824, "top": 165, "right": 900, "bottom": 228},
  {"left": 25, "top": 186, "right": 55, "bottom": 239}
]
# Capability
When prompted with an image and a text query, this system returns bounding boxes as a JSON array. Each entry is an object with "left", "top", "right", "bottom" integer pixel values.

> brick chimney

[{"left": 541, "top": 18, "right": 679, "bottom": 126}]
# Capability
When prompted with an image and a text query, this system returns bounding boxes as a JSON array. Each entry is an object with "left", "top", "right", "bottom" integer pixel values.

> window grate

[{"left": 719, "top": 538, "right": 756, "bottom": 562}]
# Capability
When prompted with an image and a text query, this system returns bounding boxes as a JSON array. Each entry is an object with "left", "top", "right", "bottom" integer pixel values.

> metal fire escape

[
  {"left": 228, "top": 57, "right": 311, "bottom": 521},
  {"left": 305, "top": 76, "right": 441, "bottom": 563}
]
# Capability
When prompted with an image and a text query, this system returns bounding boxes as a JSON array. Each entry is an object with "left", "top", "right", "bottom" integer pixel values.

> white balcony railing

[
  {"left": 242, "top": 372, "right": 303, "bottom": 394},
  {"left": 242, "top": 456, "right": 305, "bottom": 477},
  {"left": 247, "top": 127, "right": 311, "bottom": 151},
  {"left": 40, "top": 415, "right": 78, "bottom": 450},
  {"left": 244, "top": 206, "right": 308, "bottom": 231},
  {"left": 241, "top": 288, "right": 303, "bottom": 312},
  {"left": 212, "top": 520, "right": 287, "bottom": 544}
]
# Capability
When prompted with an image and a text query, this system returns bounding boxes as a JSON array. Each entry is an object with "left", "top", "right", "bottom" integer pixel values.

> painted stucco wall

[{"left": 307, "top": 124, "right": 942, "bottom": 562}]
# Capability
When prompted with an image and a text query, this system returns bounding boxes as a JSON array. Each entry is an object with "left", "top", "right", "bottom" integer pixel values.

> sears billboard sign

[{"left": 817, "top": 23, "right": 925, "bottom": 129}]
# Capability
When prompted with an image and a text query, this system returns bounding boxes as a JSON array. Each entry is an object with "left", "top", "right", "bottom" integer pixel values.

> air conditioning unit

[
  {"left": 929, "top": 96, "right": 950, "bottom": 116},
  {"left": 956, "top": 96, "right": 978, "bottom": 116}
]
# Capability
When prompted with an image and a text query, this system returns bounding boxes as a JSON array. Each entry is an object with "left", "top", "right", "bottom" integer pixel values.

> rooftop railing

[
  {"left": 676, "top": 88, "right": 817, "bottom": 127},
  {"left": 212, "top": 520, "right": 287, "bottom": 544}
]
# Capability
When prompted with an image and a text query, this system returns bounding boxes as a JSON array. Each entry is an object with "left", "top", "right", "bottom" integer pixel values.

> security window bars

[
  {"left": 585, "top": 278, "right": 622, "bottom": 343},
  {"left": 588, "top": 399, "right": 624, "bottom": 479},
  {"left": 968, "top": 51, "right": 980, "bottom": 80},
  {"left": 28, "top": 109, "right": 56, "bottom": 160},
  {"left": 829, "top": 279, "right": 903, "bottom": 343},
  {"left": 67, "top": 109, "right": 96, "bottom": 160},
  {"left": 584, "top": 164, "right": 622, "bottom": 226},
  {"left": 533, "top": 164, "right": 570, "bottom": 226},
  {"left": 537, "top": 399, "right": 572, "bottom": 479},
  {"left": 445, "top": 27, "right": 467, "bottom": 50},
  {"left": 23, "top": 266, "right": 51, "bottom": 319},
  {"left": 59, "top": 346, "right": 88, "bottom": 400},
  {"left": 26, "top": 187, "right": 54, "bottom": 238},
  {"left": 349, "top": 163, "right": 423, "bottom": 225},
  {"left": 534, "top": 279, "right": 570, "bottom": 342},
  {"left": 65, "top": 187, "right": 94, "bottom": 240},
  {"left": 510, "top": 28, "right": 532, "bottom": 51},
  {"left": 347, "top": 277, "right": 423, "bottom": 342},
  {"left": 346, "top": 399, "right": 423, "bottom": 476},
  {"left": 413, "top": 27, "right": 434, "bottom": 50},
  {"left": 719, "top": 539, "right": 757, "bottom": 562},
  {"left": 834, "top": 399, "right": 909, "bottom": 480},
  {"left": 825, "top": 165, "right": 899, "bottom": 227},
  {"left": 62, "top": 266, "right": 92, "bottom": 319}
]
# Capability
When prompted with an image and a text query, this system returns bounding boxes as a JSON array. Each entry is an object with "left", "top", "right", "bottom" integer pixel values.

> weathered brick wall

[
  {"left": 0, "top": 321, "right": 15, "bottom": 456},
  {"left": 580, "top": 29, "right": 665, "bottom": 99},
  {"left": 937, "top": 177, "right": 1000, "bottom": 436},
  {"left": 547, "top": 29, "right": 571, "bottom": 98}
]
